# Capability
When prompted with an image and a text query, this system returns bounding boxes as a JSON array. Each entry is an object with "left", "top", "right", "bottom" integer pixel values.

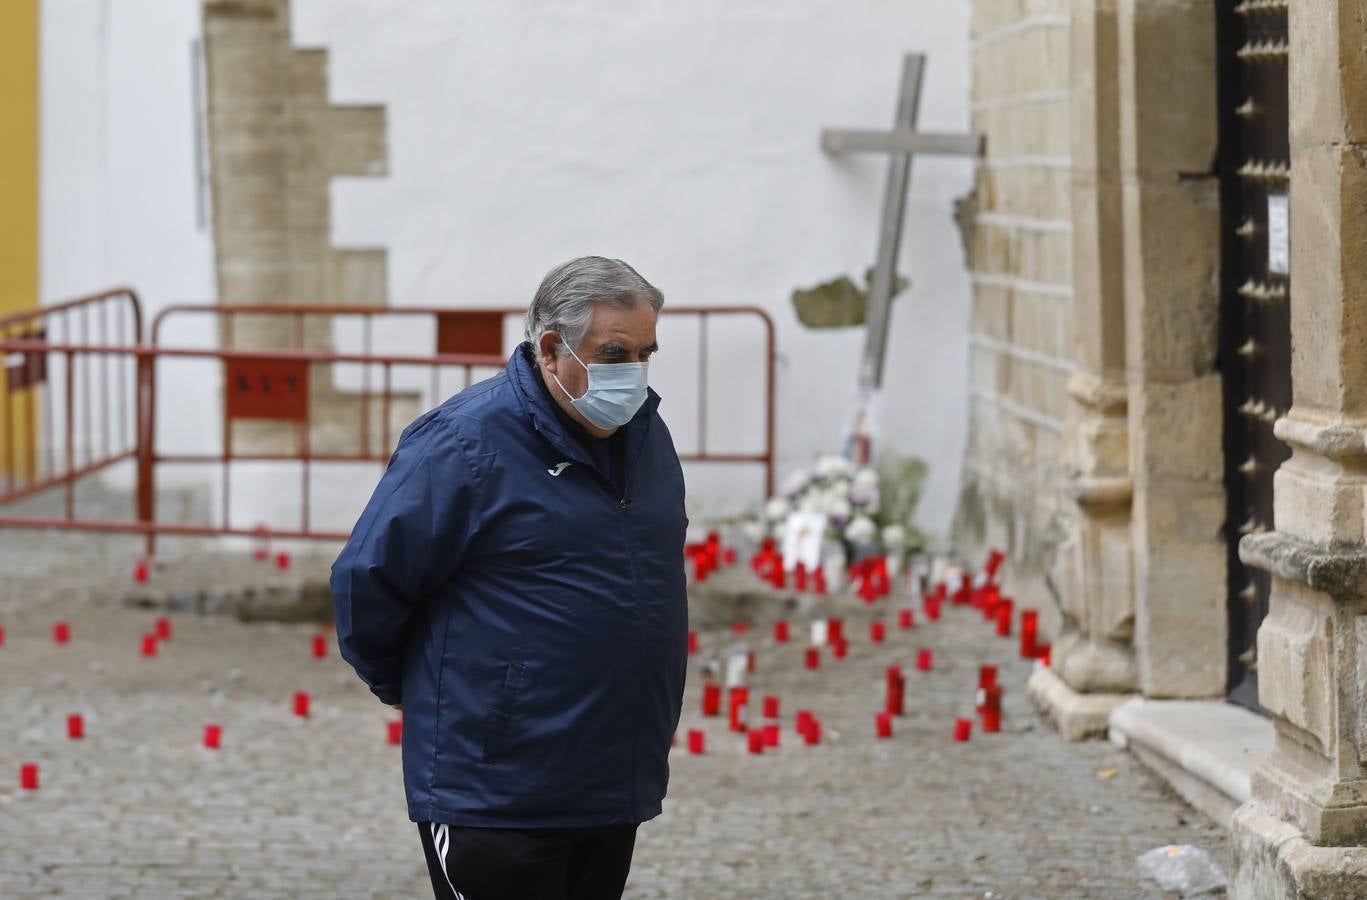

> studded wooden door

[{"left": 1216, "top": 0, "right": 1290, "bottom": 711}]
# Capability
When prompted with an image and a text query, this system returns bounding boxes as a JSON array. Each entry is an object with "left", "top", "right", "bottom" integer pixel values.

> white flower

[
  {"left": 816, "top": 455, "right": 853, "bottom": 478},
  {"left": 765, "top": 497, "right": 791, "bottom": 521},
  {"left": 828, "top": 497, "right": 851, "bottom": 520},
  {"left": 827, "top": 477, "right": 851, "bottom": 500},
  {"left": 849, "top": 482, "right": 878, "bottom": 507},
  {"left": 782, "top": 470, "right": 811, "bottom": 497},
  {"left": 798, "top": 493, "right": 822, "bottom": 514},
  {"left": 853, "top": 467, "right": 879, "bottom": 491},
  {"left": 844, "top": 515, "right": 877, "bottom": 544},
  {"left": 882, "top": 524, "right": 907, "bottom": 549},
  {"left": 741, "top": 520, "right": 766, "bottom": 543}
]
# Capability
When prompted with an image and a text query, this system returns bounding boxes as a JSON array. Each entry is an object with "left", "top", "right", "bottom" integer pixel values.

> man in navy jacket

[{"left": 331, "top": 257, "right": 689, "bottom": 900}]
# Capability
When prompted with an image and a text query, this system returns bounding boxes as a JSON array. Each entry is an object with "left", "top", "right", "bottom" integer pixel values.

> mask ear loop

[{"left": 548, "top": 339, "right": 590, "bottom": 402}]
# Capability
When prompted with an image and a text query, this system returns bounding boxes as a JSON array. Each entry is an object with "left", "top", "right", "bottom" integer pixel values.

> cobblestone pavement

[{"left": 0, "top": 531, "right": 1227, "bottom": 898}]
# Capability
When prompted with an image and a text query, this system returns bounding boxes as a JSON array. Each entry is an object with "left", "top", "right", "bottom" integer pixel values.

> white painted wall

[
  {"left": 39, "top": 0, "right": 972, "bottom": 544},
  {"left": 297, "top": 0, "right": 974, "bottom": 537},
  {"left": 40, "top": 0, "right": 218, "bottom": 506}
]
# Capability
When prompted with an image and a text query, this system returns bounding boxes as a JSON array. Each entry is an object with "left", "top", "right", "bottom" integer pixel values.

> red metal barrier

[
  {"left": 152, "top": 302, "right": 776, "bottom": 492},
  {"left": 0, "top": 288, "right": 142, "bottom": 512},
  {"left": 1, "top": 296, "right": 776, "bottom": 556}
]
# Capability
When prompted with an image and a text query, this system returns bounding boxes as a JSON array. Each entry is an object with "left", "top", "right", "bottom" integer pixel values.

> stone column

[
  {"left": 1232, "top": 1, "right": 1367, "bottom": 893},
  {"left": 1118, "top": 0, "right": 1226, "bottom": 699},
  {"left": 1030, "top": 0, "right": 1138, "bottom": 740}
]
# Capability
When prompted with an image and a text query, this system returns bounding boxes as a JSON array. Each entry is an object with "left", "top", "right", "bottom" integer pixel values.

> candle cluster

[{"left": 676, "top": 545, "right": 1041, "bottom": 759}]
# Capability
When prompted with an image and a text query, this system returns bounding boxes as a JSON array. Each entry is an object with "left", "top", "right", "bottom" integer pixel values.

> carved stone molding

[{"left": 1240, "top": 531, "right": 1367, "bottom": 598}]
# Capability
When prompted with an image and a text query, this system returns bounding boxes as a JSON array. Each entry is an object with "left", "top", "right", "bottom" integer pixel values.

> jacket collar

[{"left": 508, "top": 342, "right": 661, "bottom": 471}]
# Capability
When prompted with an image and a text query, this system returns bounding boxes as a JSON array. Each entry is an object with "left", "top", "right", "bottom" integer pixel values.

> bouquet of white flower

[{"left": 745, "top": 450, "right": 928, "bottom": 564}]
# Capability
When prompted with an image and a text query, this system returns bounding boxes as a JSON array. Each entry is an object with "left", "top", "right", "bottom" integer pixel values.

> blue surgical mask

[{"left": 550, "top": 343, "right": 649, "bottom": 430}]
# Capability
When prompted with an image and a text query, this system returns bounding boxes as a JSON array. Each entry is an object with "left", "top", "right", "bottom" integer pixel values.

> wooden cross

[{"left": 820, "top": 53, "right": 983, "bottom": 463}]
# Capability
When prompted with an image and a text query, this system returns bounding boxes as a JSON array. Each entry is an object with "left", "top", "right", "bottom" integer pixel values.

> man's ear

[{"left": 538, "top": 332, "right": 561, "bottom": 374}]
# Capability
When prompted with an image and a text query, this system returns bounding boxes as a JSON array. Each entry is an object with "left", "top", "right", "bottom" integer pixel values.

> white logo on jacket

[{"left": 547, "top": 461, "right": 573, "bottom": 477}]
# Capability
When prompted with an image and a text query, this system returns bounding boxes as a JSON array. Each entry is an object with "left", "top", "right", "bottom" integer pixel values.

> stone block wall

[
  {"left": 202, "top": 0, "right": 418, "bottom": 459},
  {"left": 954, "top": 0, "right": 1075, "bottom": 632}
]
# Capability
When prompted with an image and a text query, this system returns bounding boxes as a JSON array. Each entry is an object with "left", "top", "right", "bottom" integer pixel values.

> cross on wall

[{"left": 820, "top": 53, "right": 984, "bottom": 465}]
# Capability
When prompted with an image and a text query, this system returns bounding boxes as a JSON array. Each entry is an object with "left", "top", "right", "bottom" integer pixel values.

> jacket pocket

[{"left": 481, "top": 660, "right": 528, "bottom": 765}]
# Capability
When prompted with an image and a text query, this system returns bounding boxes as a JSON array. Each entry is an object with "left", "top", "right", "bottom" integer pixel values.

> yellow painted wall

[{"left": 0, "top": 0, "right": 39, "bottom": 481}]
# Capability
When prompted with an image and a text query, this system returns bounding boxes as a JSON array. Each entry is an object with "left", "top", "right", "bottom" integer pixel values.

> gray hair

[{"left": 524, "top": 256, "right": 664, "bottom": 355}]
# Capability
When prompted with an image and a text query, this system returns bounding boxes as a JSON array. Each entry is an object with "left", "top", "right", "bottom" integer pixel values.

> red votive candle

[
  {"left": 293, "top": 691, "right": 310, "bottom": 718},
  {"left": 995, "top": 600, "right": 1014, "bottom": 636},
  {"left": 876, "top": 712, "right": 893, "bottom": 738},
  {"left": 813, "top": 567, "right": 828, "bottom": 594},
  {"left": 687, "top": 729, "right": 705, "bottom": 754},
  {"left": 873, "top": 557, "right": 890, "bottom": 597},
  {"left": 898, "top": 608, "right": 914, "bottom": 630},
  {"left": 982, "top": 585, "right": 1000, "bottom": 621},
  {"left": 803, "top": 718, "right": 822, "bottom": 745},
  {"left": 747, "top": 729, "right": 764, "bottom": 754},
  {"left": 985, "top": 548, "right": 1005, "bottom": 577},
  {"left": 831, "top": 638, "right": 848, "bottom": 659},
  {"left": 769, "top": 556, "right": 787, "bottom": 589},
  {"left": 870, "top": 620, "right": 886, "bottom": 643},
  {"left": 687, "top": 631, "right": 699, "bottom": 654},
  {"left": 701, "top": 682, "right": 721, "bottom": 716},
  {"left": 762, "top": 723, "right": 780, "bottom": 747},
  {"left": 387, "top": 719, "right": 403, "bottom": 745},
  {"left": 728, "top": 686, "right": 749, "bottom": 732},
  {"left": 133, "top": 559, "right": 150, "bottom": 583},
  {"left": 730, "top": 622, "right": 749, "bottom": 635},
  {"left": 925, "top": 598, "right": 941, "bottom": 621},
  {"left": 794, "top": 562, "right": 808, "bottom": 592},
  {"left": 1020, "top": 609, "right": 1039, "bottom": 658},
  {"left": 20, "top": 763, "right": 39, "bottom": 790},
  {"left": 723, "top": 547, "right": 736, "bottom": 565},
  {"left": 53, "top": 622, "right": 70, "bottom": 645},
  {"left": 762, "top": 695, "right": 780, "bottom": 719},
  {"left": 916, "top": 649, "right": 934, "bottom": 671},
  {"left": 773, "top": 620, "right": 790, "bottom": 643},
  {"left": 1038, "top": 643, "right": 1052, "bottom": 666},
  {"left": 954, "top": 718, "right": 972, "bottom": 742},
  {"left": 275, "top": 551, "right": 291, "bottom": 571},
  {"left": 982, "top": 708, "right": 1002, "bottom": 733},
  {"left": 155, "top": 617, "right": 172, "bottom": 641},
  {"left": 795, "top": 709, "right": 812, "bottom": 735},
  {"left": 979, "top": 665, "right": 998, "bottom": 689},
  {"left": 203, "top": 724, "right": 222, "bottom": 749},
  {"left": 804, "top": 647, "right": 820, "bottom": 670},
  {"left": 141, "top": 633, "right": 158, "bottom": 658},
  {"left": 886, "top": 664, "right": 903, "bottom": 685},
  {"left": 886, "top": 678, "right": 905, "bottom": 716},
  {"left": 67, "top": 714, "right": 84, "bottom": 740},
  {"left": 827, "top": 618, "right": 844, "bottom": 643},
  {"left": 312, "top": 634, "right": 327, "bottom": 659},
  {"left": 0, "top": 625, "right": 5, "bottom": 648}
]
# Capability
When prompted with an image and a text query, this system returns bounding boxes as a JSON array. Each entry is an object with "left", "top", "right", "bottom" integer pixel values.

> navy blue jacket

[{"left": 331, "top": 343, "right": 689, "bottom": 827}]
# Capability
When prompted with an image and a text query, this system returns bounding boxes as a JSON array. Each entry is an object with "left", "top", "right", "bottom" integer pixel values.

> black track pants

[{"left": 417, "top": 821, "right": 638, "bottom": 900}]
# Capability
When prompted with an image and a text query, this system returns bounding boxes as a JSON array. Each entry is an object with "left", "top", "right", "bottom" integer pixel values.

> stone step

[{"left": 1108, "top": 697, "right": 1274, "bottom": 829}]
